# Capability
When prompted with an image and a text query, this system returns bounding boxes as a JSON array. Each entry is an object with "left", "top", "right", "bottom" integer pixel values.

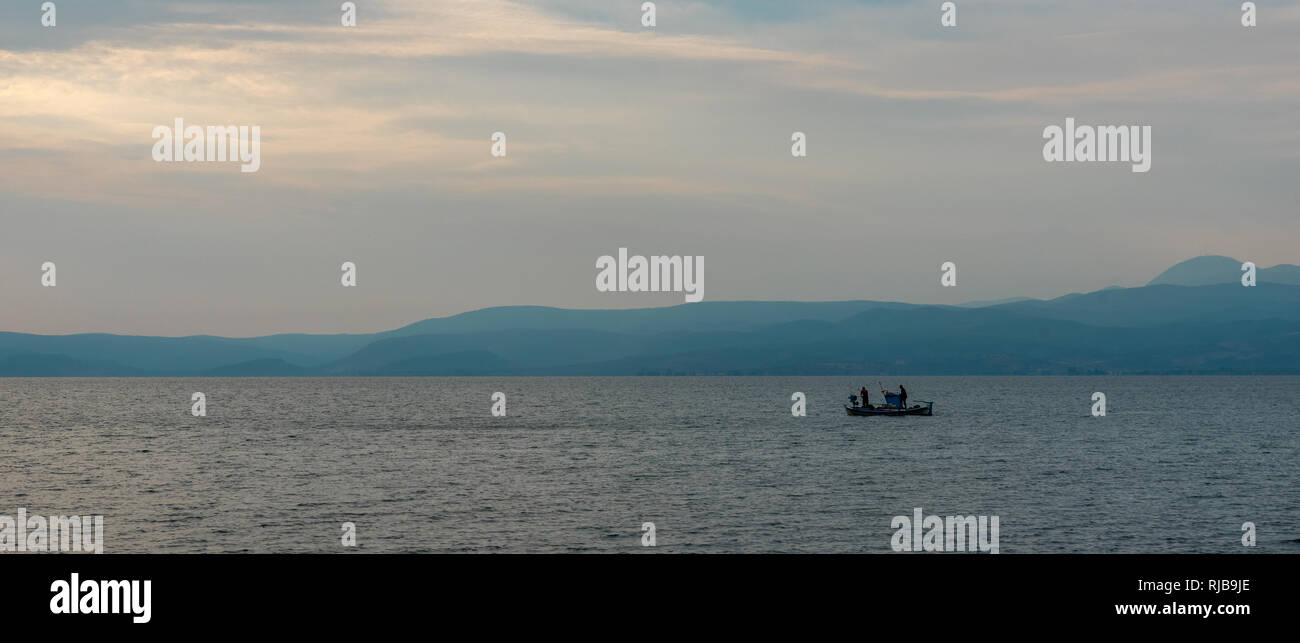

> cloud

[{"left": 1, "top": 0, "right": 1298, "bottom": 334}]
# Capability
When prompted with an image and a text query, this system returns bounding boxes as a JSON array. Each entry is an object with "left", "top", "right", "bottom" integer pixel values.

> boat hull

[{"left": 845, "top": 401, "right": 933, "bottom": 416}]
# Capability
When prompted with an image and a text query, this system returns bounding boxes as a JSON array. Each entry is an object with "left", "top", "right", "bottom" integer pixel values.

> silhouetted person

[
  {"left": 899, "top": 385, "right": 908, "bottom": 409},
  {"left": 849, "top": 394, "right": 858, "bottom": 408},
  {"left": 860, "top": 386, "right": 869, "bottom": 407}
]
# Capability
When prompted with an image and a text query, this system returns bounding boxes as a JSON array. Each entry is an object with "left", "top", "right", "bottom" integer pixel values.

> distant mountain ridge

[
  {"left": 1148, "top": 255, "right": 1300, "bottom": 286},
  {"left": 2, "top": 256, "right": 1297, "bottom": 375},
  {"left": 382, "top": 301, "right": 914, "bottom": 336}
]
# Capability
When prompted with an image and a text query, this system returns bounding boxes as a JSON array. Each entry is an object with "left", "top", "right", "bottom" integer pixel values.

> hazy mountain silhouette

[
  {"left": 1148, "top": 255, "right": 1300, "bottom": 286},
  {"left": 956, "top": 296, "right": 1036, "bottom": 307},
  {"left": 2, "top": 256, "right": 1297, "bottom": 375},
  {"left": 0, "top": 353, "right": 146, "bottom": 377},
  {"left": 381, "top": 301, "right": 913, "bottom": 337},
  {"left": 991, "top": 283, "right": 1300, "bottom": 326},
  {"left": 203, "top": 358, "right": 311, "bottom": 377}
]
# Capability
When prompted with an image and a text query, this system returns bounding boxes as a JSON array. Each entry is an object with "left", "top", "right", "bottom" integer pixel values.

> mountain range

[{"left": 2, "top": 255, "right": 1297, "bottom": 376}]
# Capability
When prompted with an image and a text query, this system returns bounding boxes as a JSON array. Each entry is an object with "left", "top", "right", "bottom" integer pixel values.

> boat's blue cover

[{"left": 885, "top": 393, "right": 901, "bottom": 407}]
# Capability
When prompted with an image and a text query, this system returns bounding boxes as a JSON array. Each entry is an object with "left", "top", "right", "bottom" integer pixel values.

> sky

[{"left": 2, "top": 0, "right": 1298, "bottom": 337}]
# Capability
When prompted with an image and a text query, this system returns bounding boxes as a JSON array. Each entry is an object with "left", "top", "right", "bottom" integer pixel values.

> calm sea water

[{"left": 1, "top": 376, "right": 1296, "bottom": 553}]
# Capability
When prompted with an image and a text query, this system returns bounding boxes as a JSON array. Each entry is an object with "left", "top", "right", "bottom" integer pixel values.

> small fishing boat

[{"left": 844, "top": 400, "right": 934, "bottom": 416}]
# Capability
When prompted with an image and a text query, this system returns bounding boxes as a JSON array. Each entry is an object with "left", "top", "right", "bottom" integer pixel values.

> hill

[
  {"left": 1148, "top": 255, "right": 1300, "bottom": 286},
  {"left": 2, "top": 256, "right": 1297, "bottom": 376}
]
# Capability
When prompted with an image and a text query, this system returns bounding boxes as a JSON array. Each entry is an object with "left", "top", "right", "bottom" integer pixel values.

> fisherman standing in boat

[
  {"left": 899, "top": 385, "right": 908, "bottom": 409},
  {"left": 860, "top": 386, "right": 869, "bottom": 407}
]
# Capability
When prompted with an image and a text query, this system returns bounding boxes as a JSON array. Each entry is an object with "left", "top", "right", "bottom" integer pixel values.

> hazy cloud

[{"left": 2, "top": 0, "right": 1297, "bottom": 335}]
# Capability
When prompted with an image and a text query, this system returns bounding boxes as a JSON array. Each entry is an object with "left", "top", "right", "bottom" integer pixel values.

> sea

[{"left": 1, "top": 376, "right": 1296, "bottom": 553}]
